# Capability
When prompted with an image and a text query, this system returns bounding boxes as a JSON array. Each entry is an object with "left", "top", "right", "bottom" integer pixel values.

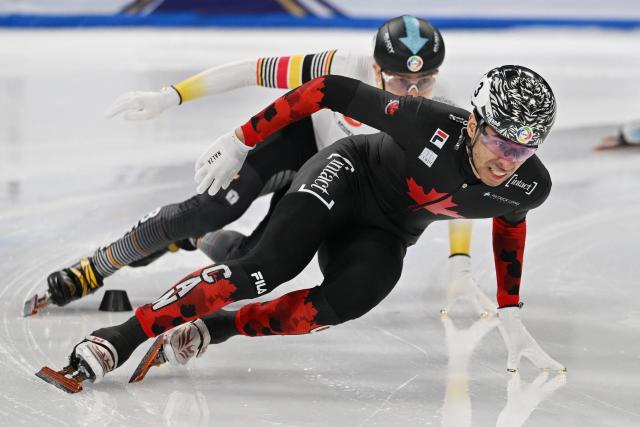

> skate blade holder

[
  {"left": 23, "top": 294, "right": 49, "bottom": 317},
  {"left": 35, "top": 366, "right": 87, "bottom": 394},
  {"left": 129, "top": 336, "right": 166, "bottom": 384}
]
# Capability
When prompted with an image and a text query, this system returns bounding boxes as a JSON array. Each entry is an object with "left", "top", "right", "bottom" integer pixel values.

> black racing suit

[{"left": 131, "top": 75, "right": 551, "bottom": 340}]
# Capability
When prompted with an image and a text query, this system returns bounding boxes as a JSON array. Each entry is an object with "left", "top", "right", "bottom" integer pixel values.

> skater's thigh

[
  {"left": 245, "top": 116, "right": 318, "bottom": 189},
  {"left": 318, "top": 227, "right": 406, "bottom": 322}
]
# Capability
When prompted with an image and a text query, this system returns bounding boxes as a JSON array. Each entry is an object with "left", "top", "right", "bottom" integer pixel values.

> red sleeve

[
  {"left": 241, "top": 77, "right": 334, "bottom": 147},
  {"left": 492, "top": 217, "right": 526, "bottom": 308}
]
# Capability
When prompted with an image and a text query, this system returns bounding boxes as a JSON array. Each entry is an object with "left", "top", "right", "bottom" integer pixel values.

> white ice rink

[{"left": 1, "top": 27, "right": 640, "bottom": 426}]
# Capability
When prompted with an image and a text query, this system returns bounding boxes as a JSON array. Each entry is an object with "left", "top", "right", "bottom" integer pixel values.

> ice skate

[
  {"left": 596, "top": 124, "right": 640, "bottom": 151},
  {"left": 36, "top": 335, "right": 118, "bottom": 394},
  {"left": 129, "top": 319, "right": 210, "bottom": 383},
  {"left": 24, "top": 257, "right": 103, "bottom": 317},
  {"left": 129, "top": 238, "right": 196, "bottom": 267}
]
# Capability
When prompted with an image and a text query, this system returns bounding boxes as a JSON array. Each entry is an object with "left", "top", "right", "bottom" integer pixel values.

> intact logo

[
  {"left": 298, "top": 153, "right": 355, "bottom": 210},
  {"left": 152, "top": 265, "right": 232, "bottom": 311},
  {"left": 251, "top": 271, "right": 267, "bottom": 295},
  {"left": 504, "top": 174, "right": 538, "bottom": 195},
  {"left": 430, "top": 128, "right": 449, "bottom": 149},
  {"left": 385, "top": 100, "right": 400, "bottom": 116},
  {"left": 418, "top": 147, "right": 438, "bottom": 167}
]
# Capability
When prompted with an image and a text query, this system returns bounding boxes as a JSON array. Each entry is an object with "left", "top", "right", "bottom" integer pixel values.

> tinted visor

[{"left": 479, "top": 132, "right": 537, "bottom": 162}]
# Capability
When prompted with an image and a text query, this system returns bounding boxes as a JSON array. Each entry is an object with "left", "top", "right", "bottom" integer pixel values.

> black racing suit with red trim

[{"left": 132, "top": 75, "right": 550, "bottom": 341}]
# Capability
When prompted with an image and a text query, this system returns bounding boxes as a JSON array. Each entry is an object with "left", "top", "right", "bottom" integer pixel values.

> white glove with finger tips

[
  {"left": 443, "top": 255, "right": 497, "bottom": 318},
  {"left": 105, "top": 86, "right": 181, "bottom": 120},
  {"left": 195, "top": 130, "right": 253, "bottom": 196},
  {"left": 498, "top": 306, "right": 565, "bottom": 373}
]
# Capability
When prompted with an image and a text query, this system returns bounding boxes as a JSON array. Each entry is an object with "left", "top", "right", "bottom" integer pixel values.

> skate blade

[
  {"left": 35, "top": 366, "right": 86, "bottom": 394},
  {"left": 595, "top": 136, "right": 640, "bottom": 151},
  {"left": 23, "top": 293, "right": 50, "bottom": 317},
  {"left": 129, "top": 335, "right": 166, "bottom": 383}
]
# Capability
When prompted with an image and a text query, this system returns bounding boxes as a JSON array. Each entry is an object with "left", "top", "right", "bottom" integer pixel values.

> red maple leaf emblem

[
  {"left": 406, "top": 177, "right": 464, "bottom": 218},
  {"left": 385, "top": 100, "right": 400, "bottom": 116}
]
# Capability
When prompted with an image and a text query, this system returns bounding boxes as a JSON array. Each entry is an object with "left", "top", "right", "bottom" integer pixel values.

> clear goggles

[
  {"left": 478, "top": 125, "right": 537, "bottom": 162},
  {"left": 381, "top": 71, "right": 436, "bottom": 96}
]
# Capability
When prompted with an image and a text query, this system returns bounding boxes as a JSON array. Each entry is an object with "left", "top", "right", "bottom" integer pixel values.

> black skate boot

[
  {"left": 128, "top": 238, "right": 196, "bottom": 267},
  {"left": 47, "top": 257, "right": 104, "bottom": 306},
  {"left": 23, "top": 257, "right": 103, "bottom": 316}
]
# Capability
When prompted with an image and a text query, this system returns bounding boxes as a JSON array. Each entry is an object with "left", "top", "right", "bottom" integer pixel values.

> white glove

[
  {"left": 496, "top": 370, "right": 567, "bottom": 427},
  {"left": 105, "top": 86, "right": 181, "bottom": 120},
  {"left": 194, "top": 130, "right": 253, "bottom": 196},
  {"left": 498, "top": 306, "right": 566, "bottom": 373},
  {"left": 442, "top": 255, "right": 497, "bottom": 318}
]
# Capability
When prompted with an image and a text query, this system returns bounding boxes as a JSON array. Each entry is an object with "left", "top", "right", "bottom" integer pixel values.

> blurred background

[{"left": 1, "top": 2, "right": 639, "bottom": 426}]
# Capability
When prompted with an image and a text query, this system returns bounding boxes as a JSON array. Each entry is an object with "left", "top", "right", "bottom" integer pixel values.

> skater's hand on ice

[
  {"left": 498, "top": 306, "right": 566, "bottom": 373},
  {"left": 496, "top": 370, "right": 567, "bottom": 427},
  {"left": 443, "top": 255, "right": 497, "bottom": 318},
  {"left": 195, "top": 130, "right": 252, "bottom": 196},
  {"left": 105, "top": 87, "right": 180, "bottom": 120}
]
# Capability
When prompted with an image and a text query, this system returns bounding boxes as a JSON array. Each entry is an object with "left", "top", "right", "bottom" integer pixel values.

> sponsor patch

[
  {"left": 384, "top": 99, "right": 400, "bottom": 116},
  {"left": 406, "top": 55, "right": 424, "bottom": 72},
  {"left": 298, "top": 153, "right": 355, "bottom": 210},
  {"left": 504, "top": 173, "right": 538, "bottom": 195},
  {"left": 483, "top": 192, "right": 520, "bottom": 207},
  {"left": 251, "top": 271, "right": 267, "bottom": 295},
  {"left": 430, "top": 128, "right": 449, "bottom": 149},
  {"left": 418, "top": 147, "right": 438, "bottom": 167},
  {"left": 225, "top": 189, "right": 239, "bottom": 205}
]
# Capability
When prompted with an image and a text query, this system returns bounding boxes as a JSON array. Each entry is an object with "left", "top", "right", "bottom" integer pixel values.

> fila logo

[
  {"left": 430, "top": 128, "right": 449, "bottom": 149},
  {"left": 251, "top": 271, "right": 267, "bottom": 295}
]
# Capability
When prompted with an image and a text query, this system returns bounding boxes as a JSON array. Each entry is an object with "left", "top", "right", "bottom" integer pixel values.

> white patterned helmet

[{"left": 471, "top": 65, "right": 556, "bottom": 147}]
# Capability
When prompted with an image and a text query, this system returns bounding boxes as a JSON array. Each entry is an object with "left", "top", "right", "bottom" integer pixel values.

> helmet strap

[{"left": 466, "top": 117, "right": 485, "bottom": 178}]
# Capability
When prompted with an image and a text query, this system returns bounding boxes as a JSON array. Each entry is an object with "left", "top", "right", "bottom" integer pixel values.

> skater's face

[
  {"left": 467, "top": 114, "right": 531, "bottom": 187},
  {"left": 373, "top": 63, "right": 438, "bottom": 98}
]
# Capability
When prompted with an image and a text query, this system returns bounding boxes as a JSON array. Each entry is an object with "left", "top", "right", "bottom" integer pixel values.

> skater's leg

[
  {"left": 70, "top": 143, "right": 359, "bottom": 375},
  {"left": 45, "top": 119, "right": 317, "bottom": 308},
  {"left": 92, "top": 117, "right": 316, "bottom": 279},
  {"left": 200, "top": 227, "right": 406, "bottom": 342},
  {"left": 197, "top": 184, "right": 289, "bottom": 262}
]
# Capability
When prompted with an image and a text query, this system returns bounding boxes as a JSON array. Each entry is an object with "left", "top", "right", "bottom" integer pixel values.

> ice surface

[{"left": 0, "top": 28, "right": 639, "bottom": 426}]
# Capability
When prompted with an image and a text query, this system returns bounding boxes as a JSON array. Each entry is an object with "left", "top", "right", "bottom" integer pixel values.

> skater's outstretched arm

[
  {"left": 105, "top": 50, "right": 369, "bottom": 120},
  {"left": 195, "top": 75, "right": 436, "bottom": 195}
]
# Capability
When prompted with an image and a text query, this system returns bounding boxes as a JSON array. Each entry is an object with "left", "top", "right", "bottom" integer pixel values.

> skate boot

[
  {"left": 129, "top": 319, "right": 210, "bottom": 383},
  {"left": 47, "top": 257, "right": 103, "bottom": 306},
  {"left": 36, "top": 335, "right": 118, "bottom": 393},
  {"left": 24, "top": 257, "right": 104, "bottom": 316},
  {"left": 129, "top": 238, "right": 197, "bottom": 267},
  {"left": 197, "top": 230, "right": 247, "bottom": 262}
]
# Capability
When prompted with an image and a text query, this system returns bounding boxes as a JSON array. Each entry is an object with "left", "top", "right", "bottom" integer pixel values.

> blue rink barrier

[{"left": 1, "top": 14, "right": 640, "bottom": 30}]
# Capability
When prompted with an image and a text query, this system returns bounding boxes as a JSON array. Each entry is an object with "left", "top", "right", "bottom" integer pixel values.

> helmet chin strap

[{"left": 466, "top": 119, "right": 484, "bottom": 178}]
